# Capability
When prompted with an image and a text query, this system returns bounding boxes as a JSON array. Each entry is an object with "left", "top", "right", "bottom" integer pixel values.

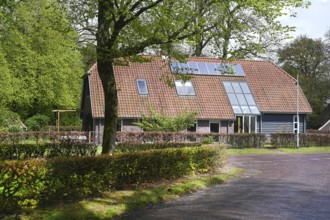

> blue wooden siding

[{"left": 260, "top": 114, "right": 305, "bottom": 134}]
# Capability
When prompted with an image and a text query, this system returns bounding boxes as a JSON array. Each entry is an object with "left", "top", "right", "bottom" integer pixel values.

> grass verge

[
  {"left": 227, "top": 146, "right": 330, "bottom": 155},
  {"left": 21, "top": 167, "right": 242, "bottom": 220},
  {"left": 277, "top": 146, "right": 330, "bottom": 154},
  {"left": 227, "top": 148, "right": 276, "bottom": 155}
]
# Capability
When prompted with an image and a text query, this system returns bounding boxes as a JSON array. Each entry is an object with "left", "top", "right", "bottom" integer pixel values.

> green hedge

[
  {"left": 0, "top": 143, "right": 97, "bottom": 160},
  {"left": 226, "top": 134, "right": 266, "bottom": 148},
  {"left": 116, "top": 142, "right": 202, "bottom": 152},
  {"left": 0, "top": 145, "right": 226, "bottom": 215},
  {"left": 271, "top": 133, "right": 330, "bottom": 148}
]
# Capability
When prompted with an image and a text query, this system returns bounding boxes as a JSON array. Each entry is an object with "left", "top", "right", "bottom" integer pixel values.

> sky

[{"left": 280, "top": 0, "right": 330, "bottom": 39}]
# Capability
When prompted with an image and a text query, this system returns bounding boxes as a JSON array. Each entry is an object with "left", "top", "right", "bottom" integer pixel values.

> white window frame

[
  {"left": 136, "top": 79, "right": 149, "bottom": 95},
  {"left": 236, "top": 115, "right": 257, "bottom": 133},
  {"left": 293, "top": 115, "right": 298, "bottom": 133},
  {"left": 174, "top": 80, "right": 196, "bottom": 96}
]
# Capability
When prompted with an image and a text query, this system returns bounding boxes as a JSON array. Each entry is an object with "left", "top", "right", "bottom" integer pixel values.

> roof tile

[{"left": 87, "top": 56, "right": 312, "bottom": 119}]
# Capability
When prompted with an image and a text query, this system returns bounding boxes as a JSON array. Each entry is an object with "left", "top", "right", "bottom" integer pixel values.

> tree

[
  {"left": 0, "top": 0, "right": 84, "bottom": 119},
  {"left": 60, "top": 0, "right": 308, "bottom": 154},
  {"left": 277, "top": 35, "right": 330, "bottom": 127},
  {"left": 0, "top": 47, "right": 14, "bottom": 108},
  {"left": 96, "top": 0, "right": 213, "bottom": 154},
  {"left": 190, "top": 0, "right": 310, "bottom": 59},
  {"left": 134, "top": 109, "right": 197, "bottom": 132}
]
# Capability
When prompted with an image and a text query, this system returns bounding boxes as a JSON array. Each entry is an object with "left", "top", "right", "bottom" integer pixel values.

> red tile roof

[{"left": 87, "top": 56, "right": 312, "bottom": 119}]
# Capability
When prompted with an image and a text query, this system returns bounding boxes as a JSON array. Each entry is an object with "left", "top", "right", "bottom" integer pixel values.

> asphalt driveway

[{"left": 121, "top": 153, "right": 330, "bottom": 220}]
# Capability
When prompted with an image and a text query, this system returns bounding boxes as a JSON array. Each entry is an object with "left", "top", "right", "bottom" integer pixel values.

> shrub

[
  {"left": 133, "top": 108, "right": 197, "bottom": 132},
  {"left": 116, "top": 131, "right": 228, "bottom": 143},
  {"left": 0, "top": 143, "right": 97, "bottom": 160},
  {"left": 0, "top": 160, "right": 47, "bottom": 215},
  {"left": 8, "top": 126, "right": 22, "bottom": 133},
  {"left": 25, "top": 114, "right": 50, "bottom": 131},
  {"left": 0, "top": 108, "right": 22, "bottom": 132},
  {"left": 0, "top": 131, "right": 88, "bottom": 144},
  {"left": 0, "top": 145, "right": 226, "bottom": 215},
  {"left": 226, "top": 133, "right": 266, "bottom": 148},
  {"left": 270, "top": 133, "right": 330, "bottom": 148},
  {"left": 116, "top": 142, "right": 202, "bottom": 153},
  {"left": 202, "top": 136, "right": 215, "bottom": 144}
]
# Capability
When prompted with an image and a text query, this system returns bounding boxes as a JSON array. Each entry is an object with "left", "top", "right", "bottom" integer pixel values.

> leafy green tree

[
  {"left": 134, "top": 109, "right": 197, "bottom": 132},
  {"left": 0, "top": 0, "right": 84, "bottom": 119},
  {"left": 79, "top": 42, "right": 97, "bottom": 71},
  {"left": 278, "top": 35, "right": 330, "bottom": 127},
  {"left": 191, "top": 0, "right": 310, "bottom": 58},
  {"left": 60, "top": 0, "right": 308, "bottom": 154},
  {"left": 0, "top": 47, "right": 14, "bottom": 107}
]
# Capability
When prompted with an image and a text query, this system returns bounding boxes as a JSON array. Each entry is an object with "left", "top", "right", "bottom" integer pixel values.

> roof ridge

[{"left": 87, "top": 63, "right": 98, "bottom": 75}]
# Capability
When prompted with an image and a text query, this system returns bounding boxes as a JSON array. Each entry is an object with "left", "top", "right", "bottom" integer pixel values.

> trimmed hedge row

[
  {"left": 271, "top": 133, "right": 330, "bottom": 148},
  {"left": 0, "top": 145, "right": 226, "bottom": 215},
  {"left": 116, "top": 132, "right": 229, "bottom": 143},
  {"left": 0, "top": 143, "right": 97, "bottom": 160},
  {"left": 116, "top": 132, "right": 267, "bottom": 148},
  {"left": 0, "top": 131, "right": 88, "bottom": 144},
  {"left": 227, "top": 134, "right": 266, "bottom": 149},
  {"left": 116, "top": 142, "right": 202, "bottom": 152}
]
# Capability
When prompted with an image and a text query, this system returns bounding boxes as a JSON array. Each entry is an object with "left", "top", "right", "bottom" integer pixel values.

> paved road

[{"left": 121, "top": 154, "right": 330, "bottom": 220}]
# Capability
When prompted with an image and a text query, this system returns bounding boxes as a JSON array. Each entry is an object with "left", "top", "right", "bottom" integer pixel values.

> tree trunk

[
  {"left": 194, "top": 42, "right": 203, "bottom": 57},
  {"left": 98, "top": 60, "right": 118, "bottom": 154},
  {"left": 97, "top": 0, "right": 118, "bottom": 154}
]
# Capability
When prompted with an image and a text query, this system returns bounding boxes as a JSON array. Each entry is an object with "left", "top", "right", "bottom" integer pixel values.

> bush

[
  {"left": 0, "top": 143, "right": 97, "bottom": 160},
  {"left": 0, "top": 160, "right": 47, "bottom": 215},
  {"left": 25, "top": 114, "right": 50, "bottom": 131},
  {"left": 226, "top": 134, "right": 266, "bottom": 148},
  {"left": 116, "top": 131, "right": 228, "bottom": 143},
  {"left": 0, "top": 108, "right": 22, "bottom": 132},
  {"left": 116, "top": 142, "right": 202, "bottom": 152},
  {"left": 0, "top": 145, "right": 226, "bottom": 215},
  {"left": 270, "top": 133, "right": 330, "bottom": 148},
  {"left": 8, "top": 126, "right": 22, "bottom": 133},
  {"left": 202, "top": 136, "right": 215, "bottom": 144},
  {"left": 0, "top": 131, "right": 88, "bottom": 144}
]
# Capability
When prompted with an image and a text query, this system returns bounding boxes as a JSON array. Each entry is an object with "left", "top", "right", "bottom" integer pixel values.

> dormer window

[
  {"left": 174, "top": 80, "right": 196, "bottom": 96},
  {"left": 137, "top": 79, "right": 148, "bottom": 95}
]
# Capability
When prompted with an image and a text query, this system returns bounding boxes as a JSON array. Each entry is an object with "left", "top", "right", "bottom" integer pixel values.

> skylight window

[
  {"left": 175, "top": 80, "right": 196, "bottom": 96},
  {"left": 136, "top": 79, "right": 148, "bottom": 95},
  {"left": 223, "top": 81, "right": 260, "bottom": 115}
]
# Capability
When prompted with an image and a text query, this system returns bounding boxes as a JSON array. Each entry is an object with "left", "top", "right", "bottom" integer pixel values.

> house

[
  {"left": 316, "top": 104, "right": 330, "bottom": 131},
  {"left": 80, "top": 56, "right": 312, "bottom": 143}
]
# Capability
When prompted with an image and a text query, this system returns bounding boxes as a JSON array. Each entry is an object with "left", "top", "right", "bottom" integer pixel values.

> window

[
  {"left": 122, "top": 119, "right": 137, "bottom": 126},
  {"left": 223, "top": 81, "right": 260, "bottom": 115},
  {"left": 293, "top": 115, "right": 299, "bottom": 133},
  {"left": 136, "top": 79, "right": 148, "bottom": 95},
  {"left": 234, "top": 116, "right": 256, "bottom": 133},
  {"left": 174, "top": 80, "right": 196, "bottom": 96}
]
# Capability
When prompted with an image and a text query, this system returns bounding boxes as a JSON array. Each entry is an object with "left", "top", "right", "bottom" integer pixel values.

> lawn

[
  {"left": 277, "top": 146, "right": 330, "bottom": 154},
  {"left": 227, "top": 148, "right": 277, "bottom": 155},
  {"left": 20, "top": 168, "right": 243, "bottom": 220}
]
